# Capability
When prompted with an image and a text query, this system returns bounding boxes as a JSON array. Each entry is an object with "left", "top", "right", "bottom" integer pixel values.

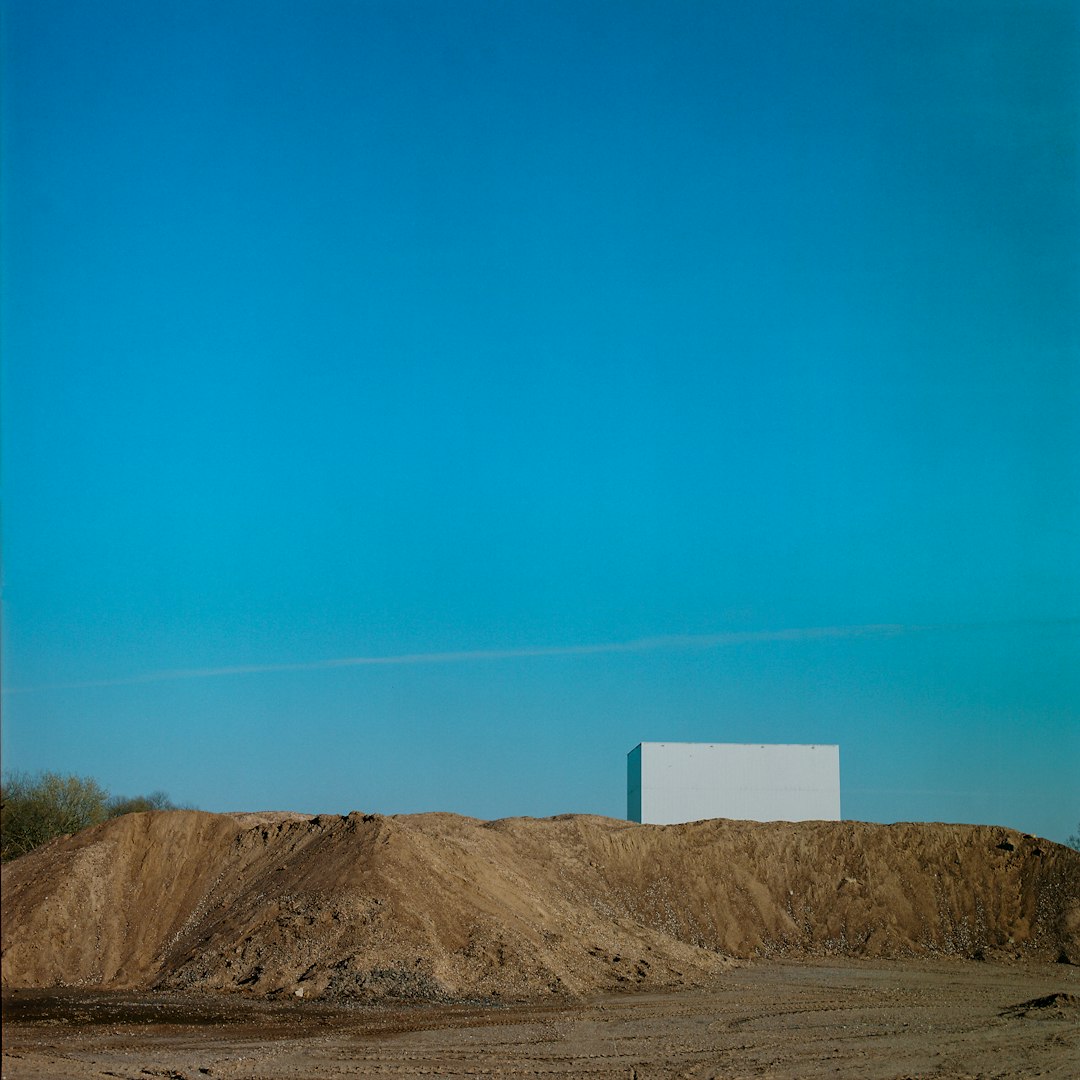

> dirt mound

[
  {"left": 3, "top": 812, "right": 1078, "bottom": 1000},
  {"left": 1002, "top": 991, "right": 1080, "bottom": 1018}
]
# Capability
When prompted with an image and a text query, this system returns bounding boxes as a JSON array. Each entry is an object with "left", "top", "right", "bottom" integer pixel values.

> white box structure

[{"left": 627, "top": 742, "right": 840, "bottom": 824}]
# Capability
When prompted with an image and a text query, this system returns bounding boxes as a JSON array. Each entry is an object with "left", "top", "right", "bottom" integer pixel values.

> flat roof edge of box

[{"left": 633, "top": 741, "right": 839, "bottom": 750}]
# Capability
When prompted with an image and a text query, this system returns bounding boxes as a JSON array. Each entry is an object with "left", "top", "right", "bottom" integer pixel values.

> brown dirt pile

[{"left": 2, "top": 812, "right": 1077, "bottom": 1001}]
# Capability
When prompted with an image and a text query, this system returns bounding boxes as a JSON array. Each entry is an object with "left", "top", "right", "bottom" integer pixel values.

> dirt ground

[
  {"left": 4, "top": 813, "right": 1078, "bottom": 1076},
  {"left": 4, "top": 958, "right": 1077, "bottom": 1079},
  {"left": 5, "top": 812, "right": 1078, "bottom": 1002}
]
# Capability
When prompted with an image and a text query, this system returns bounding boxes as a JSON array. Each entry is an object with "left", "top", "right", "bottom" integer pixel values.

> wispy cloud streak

[{"left": 5, "top": 618, "right": 1075, "bottom": 694}]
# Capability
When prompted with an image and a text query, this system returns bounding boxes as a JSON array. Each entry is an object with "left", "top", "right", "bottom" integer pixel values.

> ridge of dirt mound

[{"left": 3, "top": 812, "right": 1078, "bottom": 1001}]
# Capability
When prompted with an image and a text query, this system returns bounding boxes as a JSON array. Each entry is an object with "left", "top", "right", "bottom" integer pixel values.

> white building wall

[{"left": 628, "top": 741, "right": 840, "bottom": 824}]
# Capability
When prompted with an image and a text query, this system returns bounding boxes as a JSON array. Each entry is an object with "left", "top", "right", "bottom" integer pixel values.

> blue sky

[{"left": 2, "top": 1, "right": 1077, "bottom": 842}]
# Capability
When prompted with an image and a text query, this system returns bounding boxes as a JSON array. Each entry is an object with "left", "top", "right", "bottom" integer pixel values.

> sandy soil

[
  {"left": 4, "top": 958, "right": 1078, "bottom": 1079},
  {"left": 4, "top": 812, "right": 1079, "bottom": 1076},
  {"left": 4, "top": 812, "right": 1078, "bottom": 1001}
]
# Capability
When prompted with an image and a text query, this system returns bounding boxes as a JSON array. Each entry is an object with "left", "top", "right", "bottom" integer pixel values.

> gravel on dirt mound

[{"left": 3, "top": 811, "right": 1077, "bottom": 1000}]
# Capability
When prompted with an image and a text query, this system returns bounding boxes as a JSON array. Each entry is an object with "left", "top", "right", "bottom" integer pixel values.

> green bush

[{"left": 1, "top": 771, "right": 179, "bottom": 862}]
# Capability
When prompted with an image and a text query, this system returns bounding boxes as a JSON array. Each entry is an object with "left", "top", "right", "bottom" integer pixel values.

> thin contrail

[{"left": 3, "top": 618, "right": 1075, "bottom": 694}]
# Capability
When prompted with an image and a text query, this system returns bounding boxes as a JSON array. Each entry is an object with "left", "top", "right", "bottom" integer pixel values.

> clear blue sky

[{"left": 2, "top": 1, "right": 1077, "bottom": 842}]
